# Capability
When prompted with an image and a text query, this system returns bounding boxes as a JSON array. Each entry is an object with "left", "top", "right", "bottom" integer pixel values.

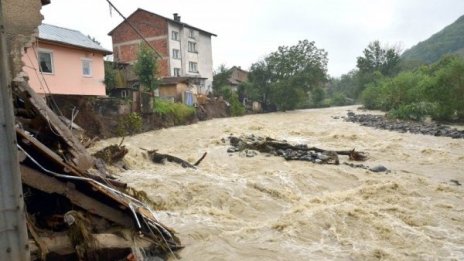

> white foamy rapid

[{"left": 92, "top": 106, "right": 464, "bottom": 260}]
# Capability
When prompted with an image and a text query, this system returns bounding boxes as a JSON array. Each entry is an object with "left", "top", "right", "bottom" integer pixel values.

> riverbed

[{"left": 93, "top": 106, "right": 464, "bottom": 260}]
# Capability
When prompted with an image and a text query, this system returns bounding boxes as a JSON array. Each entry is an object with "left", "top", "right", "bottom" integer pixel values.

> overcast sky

[{"left": 42, "top": 0, "right": 464, "bottom": 77}]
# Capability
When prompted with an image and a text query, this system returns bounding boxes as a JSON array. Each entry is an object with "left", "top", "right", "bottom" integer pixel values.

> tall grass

[{"left": 154, "top": 99, "right": 195, "bottom": 124}]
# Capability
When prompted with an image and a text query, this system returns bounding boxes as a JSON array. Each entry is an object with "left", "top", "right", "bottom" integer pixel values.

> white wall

[
  {"left": 197, "top": 31, "right": 213, "bottom": 94},
  {"left": 168, "top": 22, "right": 214, "bottom": 94},
  {"left": 168, "top": 23, "right": 182, "bottom": 76}
]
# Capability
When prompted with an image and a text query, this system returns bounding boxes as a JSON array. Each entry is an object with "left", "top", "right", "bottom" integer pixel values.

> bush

[
  {"left": 425, "top": 56, "right": 464, "bottom": 121},
  {"left": 218, "top": 87, "right": 245, "bottom": 116},
  {"left": 360, "top": 55, "right": 464, "bottom": 121},
  {"left": 360, "top": 84, "right": 383, "bottom": 110},
  {"left": 154, "top": 99, "right": 195, "bottom": 124},
  {"left": 229, "top": 94, "right": 245, "bottom": 116},
  {"left": 388, "top": 102, "right": 438, "bottom": 121},
  {"left": 330, "top": 92, "right": 349, "bottom": 106},
  {"left": 116, "top": 112, "right": 143, "bottom": 137}
]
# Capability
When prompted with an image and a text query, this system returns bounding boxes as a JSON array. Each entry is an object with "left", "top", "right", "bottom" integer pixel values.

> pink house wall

[{"left": 22, "top": 42, "right": 106, "bottom": 96}]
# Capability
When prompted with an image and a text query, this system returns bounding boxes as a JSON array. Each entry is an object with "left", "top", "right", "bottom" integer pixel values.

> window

[
  {"left": 81, "top": 59, "right": 92, "bottom": 77},
  {"left": 189, "top": 29, "right": 195, "bottom": 39},
  {"left": 172, "top": 31, "right": 179, "bottom": 41},
  {"left": 38, "top": 50, "right": 54, "bottom": 74},
  {"left": 172, "top": 49, "right": 180, "bottom": 59},
  {"left": 188, "top": 62, "right": 198, "bottom": 73},
  {"left": 188, "top": 41, "right": 197, "bottom": 53},
  {"left": 174, "top": 68, "right": 181, "bottom": 77}
]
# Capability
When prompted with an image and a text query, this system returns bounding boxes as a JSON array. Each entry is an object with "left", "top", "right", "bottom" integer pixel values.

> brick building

[
  {"left": 108, "top": 8, "right": 216, "bottom": 94},
  {"left": 227, "top": 66, "right": 249, "bottom": 92}
]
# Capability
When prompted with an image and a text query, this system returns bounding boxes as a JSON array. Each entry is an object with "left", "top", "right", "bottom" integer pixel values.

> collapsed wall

[
  {"left": 3, "top": 0, "right": 44, "bottom": 80},
  {"left": 2, "top": 1, "right": 181, "bottom": 260}
]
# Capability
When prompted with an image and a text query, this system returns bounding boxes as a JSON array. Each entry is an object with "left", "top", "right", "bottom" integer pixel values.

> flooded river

[{"left": 94, "top": 106, "right": 464, "bottom": 260}]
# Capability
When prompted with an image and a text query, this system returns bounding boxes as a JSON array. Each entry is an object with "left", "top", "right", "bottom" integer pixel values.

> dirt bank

[{"left": 52, "top": 95, "right": 230, "bottom": 139}]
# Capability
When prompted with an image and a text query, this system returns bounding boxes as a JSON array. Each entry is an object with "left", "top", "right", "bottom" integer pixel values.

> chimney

[{"left": 173, "top": 13, "right": 181, "bottom": 22}]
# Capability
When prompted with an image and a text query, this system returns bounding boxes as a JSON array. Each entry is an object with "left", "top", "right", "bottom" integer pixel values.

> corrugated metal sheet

[{"left": 39, "top": 24, "right": 111, "bottom": 54}]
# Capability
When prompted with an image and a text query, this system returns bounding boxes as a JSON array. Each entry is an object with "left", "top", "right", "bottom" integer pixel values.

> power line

[{"left": 105, "top": 0, "right": 163, "bottom": 59}]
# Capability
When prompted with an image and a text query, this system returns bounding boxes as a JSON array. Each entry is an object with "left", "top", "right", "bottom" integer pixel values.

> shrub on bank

[
  {"left": 360, "top": 55, "right": 464, "bottom": 121},
  {"left": 116, "top": 112, "right": 143, "bottom": 137},
  {"left": 153, "top": 99, "right": 196, "bottom": 124},
  {"left": 388, "top": 102, "right": 438, "bottom": 121}
]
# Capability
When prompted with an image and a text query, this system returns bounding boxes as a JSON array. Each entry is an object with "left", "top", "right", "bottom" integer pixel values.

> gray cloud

[{"left": 42, "top": 0, "right": 464, "bottom": 77}]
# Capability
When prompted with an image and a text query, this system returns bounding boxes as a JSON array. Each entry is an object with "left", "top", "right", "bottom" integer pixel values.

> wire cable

[{"left": 105, "top": 0, "right": 163, "bottom": 59}]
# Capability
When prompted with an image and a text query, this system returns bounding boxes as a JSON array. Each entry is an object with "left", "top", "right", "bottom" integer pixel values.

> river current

[{"left": 93, "top": 106, "right": 464, "bottom": 260}]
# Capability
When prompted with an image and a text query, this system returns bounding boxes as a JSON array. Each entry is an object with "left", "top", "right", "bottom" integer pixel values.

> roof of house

[
  {"left": 108, "top": 8, "right": 217, "bottom": 37},
  {"left": 227, "top": 66, "right": 249, "bottom": 86},
  {"left": 38, "top": 24, "right": 112, "bottom": 54}
]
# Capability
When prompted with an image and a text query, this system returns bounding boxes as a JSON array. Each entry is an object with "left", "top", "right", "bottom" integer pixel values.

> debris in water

[
  {"left": 92, "top": 144, "right": 128, "bottom": 164},
  {"left": 369, "top": 165, "right": 389, "bottom": 173},
  {"left": 14, "top": 80, "right": 181, "bottom": 259},
  {"left": 226, "top": 135, "right": 368, "bottom": 165},
  {"left": 146, "top": 149, "right": 207, "bottom": 169}
]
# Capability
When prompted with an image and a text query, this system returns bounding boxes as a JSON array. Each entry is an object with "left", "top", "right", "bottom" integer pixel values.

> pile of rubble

[
  {"left": 13, "top": 79, "right": 181, "bottom": 260},
  {"left": 226, "top": 135, "right": 368, "bottom": 165},
  {"left": 343, "top": 112, "right": 464, "bottom": 139}
]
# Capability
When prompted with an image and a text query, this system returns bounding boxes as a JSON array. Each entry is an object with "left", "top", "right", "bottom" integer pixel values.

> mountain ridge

[{"left": 402, "top": 14, "right": 464, "bottom": 63}]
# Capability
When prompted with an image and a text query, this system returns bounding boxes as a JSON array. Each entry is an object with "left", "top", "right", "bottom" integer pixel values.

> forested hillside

[{"left": 402, "top": 15, "right": 464, "bottom": 63}]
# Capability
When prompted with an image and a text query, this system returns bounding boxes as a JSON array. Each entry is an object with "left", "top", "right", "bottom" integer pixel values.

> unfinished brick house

[
  {"left": 227, "top": 66, "right": 249, "bottom": 92},
  {"left": 108, "top": 8, "right": 216, "bottom": 95}
]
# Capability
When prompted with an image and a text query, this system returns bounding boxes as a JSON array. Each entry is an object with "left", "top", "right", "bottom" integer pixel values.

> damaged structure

[{"left": 1, "top": 1, "right": 181, "bottom": 260}]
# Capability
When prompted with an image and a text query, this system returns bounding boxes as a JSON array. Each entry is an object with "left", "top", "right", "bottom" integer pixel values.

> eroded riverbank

[{"left": 92, "top": 106, "right": 464, "bottom": 260}]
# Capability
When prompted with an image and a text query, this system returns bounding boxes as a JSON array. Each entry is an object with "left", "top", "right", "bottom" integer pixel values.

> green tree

[
  {"left": 212, "top": 65, "right": 246, "bottom": 116},
  {"left": 212, "top": 64, "right": 232, "bottom": 95},
  {"left": 360, "top": 55, "right": 464, "bottom": 121},
  {"left": 327, "top": 70, "right": 360, "bottom": 99},
  {"left": 357, "top": 40, "right": 401, "bottom": 77},
  {"left": 104, "top": 62, "right": 116, "bottom": 92},
  {"left": 248, "top": 40, "right": 328, "bottom": 111},
  {"left": 311, "top": 87, "right": 326, "bottom": 107},
  {"left": 354, "top": 41, "right": 401, "bottom": 98},
  {"left": 426, "top": 55, "right": 464, "bottom": 120},
  {"left": 246, "top": 61, "right": 273, "bottom": 105},
  {"left": 134, "top": 43, "right": 159, "bottom": 92}
]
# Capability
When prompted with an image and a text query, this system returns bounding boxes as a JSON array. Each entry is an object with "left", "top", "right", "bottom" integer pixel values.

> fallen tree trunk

[{"left": 147, "top": 150, "right": 196, "bottom": 168}]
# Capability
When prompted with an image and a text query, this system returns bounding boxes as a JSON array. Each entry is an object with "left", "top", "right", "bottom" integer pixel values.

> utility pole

[{"left": 0, "top": 0, "right": 31, "bottom": 260}]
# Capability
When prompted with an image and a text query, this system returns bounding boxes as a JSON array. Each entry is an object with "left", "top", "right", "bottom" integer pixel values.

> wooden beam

[
  {"left": 20, "top": 165, "right": 133, "bottom": 227},
  {"left": 17, "top": 128, "right": 127, "bottom": 189},
  {"left": 14, "top": 80, "right": 94, "bottom": 171},
  {"left": 29, "top": 233, "right": 152, "bottom": 256}
]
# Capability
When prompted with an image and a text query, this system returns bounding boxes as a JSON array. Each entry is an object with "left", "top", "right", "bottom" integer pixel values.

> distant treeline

[
  {"left": 328, "top": 14, "right": 464, "bottom": 122},
  {"left": 329, "top": 40, "right": 464, "bottom": 121},
  {"left": 212, "top": 14, "right": 464, "bottom": 119}
]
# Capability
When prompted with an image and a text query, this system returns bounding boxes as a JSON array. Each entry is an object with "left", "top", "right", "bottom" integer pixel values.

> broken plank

[
  {"left": 17, "top": 128, "right": 126, "bottom": 189},
  {"left": 20, "top": 165, "right": 133, "bottom": 227},
  {"left": 14, "top": 80, "right": 93, "bottom": 171},
  {"left": 29, "top": 233, "right": 153, "bottom": 256},
  {"left": 26, "top": 214, "right": 48, "bottom": 260}
]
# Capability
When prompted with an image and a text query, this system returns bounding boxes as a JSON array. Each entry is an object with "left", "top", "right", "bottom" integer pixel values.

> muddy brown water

[{"left": 92, "top": 106, "right": 464, "bottom": 260}]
